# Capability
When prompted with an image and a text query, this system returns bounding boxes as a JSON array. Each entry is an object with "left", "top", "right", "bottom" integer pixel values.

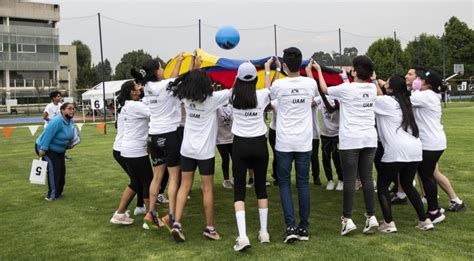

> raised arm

[
  {"left": 170, "top": 52, "right": 185, "bottom": 78},
  {"left": 311, "top": 60, "right": 337, "bottom": 112},
  {"left": 272, "top": 57, "right": 281, "bottom": 83},
  {"left": 264, "top": 57, "right": 274, "bottom": 89}
]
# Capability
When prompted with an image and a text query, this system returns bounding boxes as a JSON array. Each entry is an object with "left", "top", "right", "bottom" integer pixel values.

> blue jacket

[{"left": 36, "top": 115, "right": 75, "bottom": 153}]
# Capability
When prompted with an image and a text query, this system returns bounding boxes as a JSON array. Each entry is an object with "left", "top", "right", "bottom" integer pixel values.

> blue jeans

[{"left": 276, "top": 150, "right": 312, "bottom": 229}]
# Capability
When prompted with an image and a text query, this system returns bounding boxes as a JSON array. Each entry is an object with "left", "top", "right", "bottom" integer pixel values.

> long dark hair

[
  {"left": 167, "top": 69, "right": 213, "bottom": 102},
  {"left": 231, "top": 78, "right": 258, "bottom": 109},
  {"left": 116, "top": 80, "right": 136, "bottom": 114},
  {"left": 388, "top": 75, "right": 419, "bottom": 138},
  {"left": 135, "top": 58, "right": 163, "bottom": 85}
]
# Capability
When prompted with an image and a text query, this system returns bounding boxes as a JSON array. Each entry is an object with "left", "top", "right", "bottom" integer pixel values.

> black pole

[
  {"left": 338, "top": 28, "right": 342, "bottom": 68},
  {"left": 442, "top": 33, "right": 447, "bottom": 108},
  {"left": 274, "top": 24, "right": 278, "bottom": 56},
  {"left": 198, "top": 19, "right": 201, "bottom": 49},
  {"left": 98, "top": 12, "right": 107, "bottom": 134},
  {"left": 394, "top": 31, "right": 398, "bottom": 73}
]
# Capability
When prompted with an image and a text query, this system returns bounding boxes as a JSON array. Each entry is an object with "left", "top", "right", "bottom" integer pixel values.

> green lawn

[{"left": 1, "top": 102, "right": 473, "bottom": 260}]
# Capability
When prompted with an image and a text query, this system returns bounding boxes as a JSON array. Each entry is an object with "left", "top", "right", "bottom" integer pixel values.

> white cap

[{"left": 236, "top": 62, "right": 257, "bottom": 81}]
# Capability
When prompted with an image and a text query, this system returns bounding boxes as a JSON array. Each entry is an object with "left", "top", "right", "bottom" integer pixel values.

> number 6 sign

[{"left": 92, "top": 98, "right": 104, "bottom": 110}]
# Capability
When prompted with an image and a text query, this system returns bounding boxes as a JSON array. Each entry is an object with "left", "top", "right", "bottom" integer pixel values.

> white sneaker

[
  {"left": 265, "top": 181, "right": 271, "bottom": 187},
  {"left": 134, "top": 207, "right": 146, "bottom": 216},
  {"left": 233, "top": 236, "right": 251, "bottom": 252},
  {"left": 341, "top": 217, "right": 357, "bottom": 236},
  {"left": 157, "top": 194, "right": 169, "bottom": 204},
  {"left": 258, "top": 231, "right": 270, "bottom": 243},
  {"left": 110, "top": 211, "right": 134, "bottom": 225},
  {"left": 336, "top": 181, "right": 344, "bottom": 191},
  {"left": 378, "top": 221, "right": 397, "bottom": 233},
  {"left": 416, "top": 218, "right": 434, "bottom": 231},
  {"left": 326, "top": 180, "right": 336, "bottom": 190},
  {"left": 222, "top": 180, "right": 233, "bottom": 189},
  {"left": 363, "top": 215, "right": 379, "bottom": 234}
]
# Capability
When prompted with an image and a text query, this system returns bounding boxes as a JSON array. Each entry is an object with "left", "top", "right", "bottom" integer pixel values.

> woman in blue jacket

[{"left": 35, "top": 102, "right": 76, "bottom": 201}]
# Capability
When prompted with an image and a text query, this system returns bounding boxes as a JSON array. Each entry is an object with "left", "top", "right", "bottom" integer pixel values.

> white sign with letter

[{"left": 29, "top": 158, "right": 47, "bottom": 185}]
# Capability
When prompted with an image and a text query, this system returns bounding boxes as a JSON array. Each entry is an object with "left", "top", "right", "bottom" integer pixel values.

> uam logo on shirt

[
  {"left": 362, "top": 93, "right": 369, "bottom": 98},
  {"left": 189, "top": 103, "right": 196, "bottom": 109},
  {"left": 291, "top": 89, "right": 300, "bottom": 94}
]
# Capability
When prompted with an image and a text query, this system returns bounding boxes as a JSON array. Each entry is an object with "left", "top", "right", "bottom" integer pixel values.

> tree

[
  {"left": 405, "top": 34, "right": 443, "bottom": 74},
  {"left": 311, "top": 51, "right": 335, "bottom": 66},
  {"left": 366, "top": 38, "right": 406, "bottom": 80},
  {"left": 92, "top": 59, "right": 113, "bottom": 82},
  {"left": 72, "top": 40, "right": 93, "bottom": 89},
  {"left": 444, "top": 16, "right": 474, "bottom": 76},
  {"left": 114, "top": 50, "right": 152, "bottom": 80}
]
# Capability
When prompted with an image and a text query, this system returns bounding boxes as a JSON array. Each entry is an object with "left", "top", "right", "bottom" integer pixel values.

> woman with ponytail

[
  {"left": 374, "top": 75, "right": 433, "bottom": 233},
  {"left": 135, "top": 55, "right": 185, "bottom": 231}
]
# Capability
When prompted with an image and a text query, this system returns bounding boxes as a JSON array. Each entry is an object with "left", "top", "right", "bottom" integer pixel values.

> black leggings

[
  {"left": 122, "top": 156, "right": 153, "bottom": 199},
  {"left": 311, "top": 139, "right": 320, "bottom": 178},
  {"left": 217, "top": 143, "right": 233, "bottom": 180},
  {"left": 418, "top": 150, "right": 444, "bottom": 212},
  {"left": 268, "top": 128, "right": 277, "bottom": 181},
  {"left": 377, "top": 161, "right": 426, "bottom": 222},
  {"left": 232, "top": 135, "right": 269, "bottom": 202},
  {"left": 113, "top": 150, "right": 144, "bottom": 207},
  {"left": 36, "top": 144, "right": 65, "bottom": 199},
  {"left": 321, "top": 135, "right": 343, "bottom": 181}
]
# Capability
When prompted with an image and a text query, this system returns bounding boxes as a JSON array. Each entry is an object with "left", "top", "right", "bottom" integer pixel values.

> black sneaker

[
  {"left": 313, "top": 177, "right": 322, "bottom": 186},
  {"left": 297, "top": 227, "right": 309, "bottom": 241},
  {"left": 427, "top": 210, "right": 445, "bottom": 224},
  {"left": 391, "top": 195, "right": 408, "bottom": 205},
  {"left": 283, "top": 226, "right": 298, "bottom": 244},
  {"left": 448, "top": 201, "right": 466, "bottom": 212}
]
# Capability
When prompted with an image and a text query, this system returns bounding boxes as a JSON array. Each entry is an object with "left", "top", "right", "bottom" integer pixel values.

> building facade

[
  {"left": 59, "top": 45, "right": 77, "bottom": 97},
  {"left": 0, "top": 0, "right": 60, "bottom": 104}
]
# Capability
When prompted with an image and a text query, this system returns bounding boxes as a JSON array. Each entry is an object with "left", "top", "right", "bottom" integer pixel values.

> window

[
  {"left": 60, "top": 66, "right": 68, "bottom": 70},
  {"left": 17, "top": 43, "right": 36, "bottom": 53},
  {"left": 60, "top": 52, "right": 68, "bottom": 55},
  {"left": 0, "top": 43, "right": 3, "bottom": 52}
]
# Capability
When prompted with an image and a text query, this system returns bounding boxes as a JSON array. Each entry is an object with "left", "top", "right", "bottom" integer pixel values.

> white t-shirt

[
  {"left": 113, "top": 111, "right": 125, "bottom": 152},
  {"left": 216, "top": 104, "right": 234, "bottom": 145},
  {"left": 144, "top": 79, "right": 181, "bottom": 134},
  {"left": 328, "top": 82, "right": 378, "bottom": 150},
  {"left": 179, "top": 103, "right": 186, "bottom": 127},
  {"left": 120, "top": 100, "right": 150, "bottom": 158},
  {"left": 232, "top": 88, "right": 270, "bottom": 138},
  {"left": 410, "top": 90, "right": 447, "bottom": 151},
  {"left": 181, "top": 89, "right": 231, "bottom": 160},
  {"left": 375, "top": 96, "right": 422, "bottom": 162},
  {"left": 311, "top": 99, "right": 320, "bottom": 139},
  {"left": 269, "top": 100, "right": 278, "bottom": 130},
  {"left": 270, "top": 76, "right": 319, "bottom": 152},
  {"left": 44, "top": 102, "right": 62, "bottom": 126},
  {"left": 315, "top": 96, "right": 340, "bottom": 137},
  {"left": 314, "top": 95, "right": 339, "bottom": 137}
]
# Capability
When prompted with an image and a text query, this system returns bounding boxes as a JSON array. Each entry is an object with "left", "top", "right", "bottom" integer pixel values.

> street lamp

[{"left": 67, "top": 66, "right": 71, "bottom": 97}]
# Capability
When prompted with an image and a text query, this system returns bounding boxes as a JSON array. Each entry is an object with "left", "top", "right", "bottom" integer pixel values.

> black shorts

[
  {"left": 148, "top": 131, "right": 181, "bottom": 167},
  {"left": 180, "top": 155, "right": 215, "bottom": 175}
]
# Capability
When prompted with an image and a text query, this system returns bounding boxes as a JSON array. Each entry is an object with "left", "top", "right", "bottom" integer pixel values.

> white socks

[
  {"left": 259, "top": 208, "right": 268, "bottom": 233},
  {"left": 235, "top": 210, "right": 247, "bottom": 238},
  {"left": 451, "top": 197, "right": 463, "bottom": 204},
  {"left": 397, "top": 192, "right": 407, "bottom": 199}
]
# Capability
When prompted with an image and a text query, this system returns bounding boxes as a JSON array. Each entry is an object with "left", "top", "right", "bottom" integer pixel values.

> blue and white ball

[{"left": 215, "top": 26, "right": 240, "bottom": 50}]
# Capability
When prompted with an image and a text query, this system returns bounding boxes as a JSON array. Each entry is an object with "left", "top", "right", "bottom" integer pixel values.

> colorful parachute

[{"left": 164, "top": 49, "right": 348, "bottom": 89}]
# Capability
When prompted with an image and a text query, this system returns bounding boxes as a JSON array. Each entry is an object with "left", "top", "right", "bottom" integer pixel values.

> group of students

[{"left": 109, "top": 47, "right": 465, "bottom": 251}]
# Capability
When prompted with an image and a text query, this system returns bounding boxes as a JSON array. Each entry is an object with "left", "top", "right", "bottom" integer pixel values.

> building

[
  {"left": 0, "top": 0, "right": 60, "bottom": 104},
  {"left": 59, "top": 45, "right": 77, "bottom": 97}
]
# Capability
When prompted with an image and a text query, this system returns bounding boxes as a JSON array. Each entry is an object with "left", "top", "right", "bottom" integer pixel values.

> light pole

[{"left": 67, "top": 66, "right": 71, "bottom": 97}]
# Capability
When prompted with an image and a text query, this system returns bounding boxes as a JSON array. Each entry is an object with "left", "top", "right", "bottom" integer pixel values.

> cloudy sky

[{"left": 30, "top": 0, "right": 473, "bottom": 69}]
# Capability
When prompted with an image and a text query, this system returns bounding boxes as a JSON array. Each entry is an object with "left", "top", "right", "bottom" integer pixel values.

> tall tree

[
  {"left": 72, "top": 40, "right": 93, "bottom": 89},
  {"left": 92, "top": 59, "right": 113, "bottom": 82},
  {"left": 311, "top": 51, "right": 335, "bottom": 66},
  {"left": 444, "top": 16, "right": 474, "bottom": 76},
  {"left": 405, "top": 34, "right": 443, "bottom": 74},
  {"left": 366, "top": 38, "right": 406, "bottom": 80},
  {"left": 114, "top": 50, "right": 152, "bottom": 80}
]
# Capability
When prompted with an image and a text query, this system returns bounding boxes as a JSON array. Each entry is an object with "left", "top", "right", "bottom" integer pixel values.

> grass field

[{"left": 0, "top": 102, "right": 473, "bottom": 260}]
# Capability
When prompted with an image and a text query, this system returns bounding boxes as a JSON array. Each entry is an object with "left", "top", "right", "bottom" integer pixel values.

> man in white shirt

[
  {"left": 270, "top": 47, "right": 318, "bottom": 243},
  {"left": 43, "top": 91, "right": 62, "bottom": 127}
]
